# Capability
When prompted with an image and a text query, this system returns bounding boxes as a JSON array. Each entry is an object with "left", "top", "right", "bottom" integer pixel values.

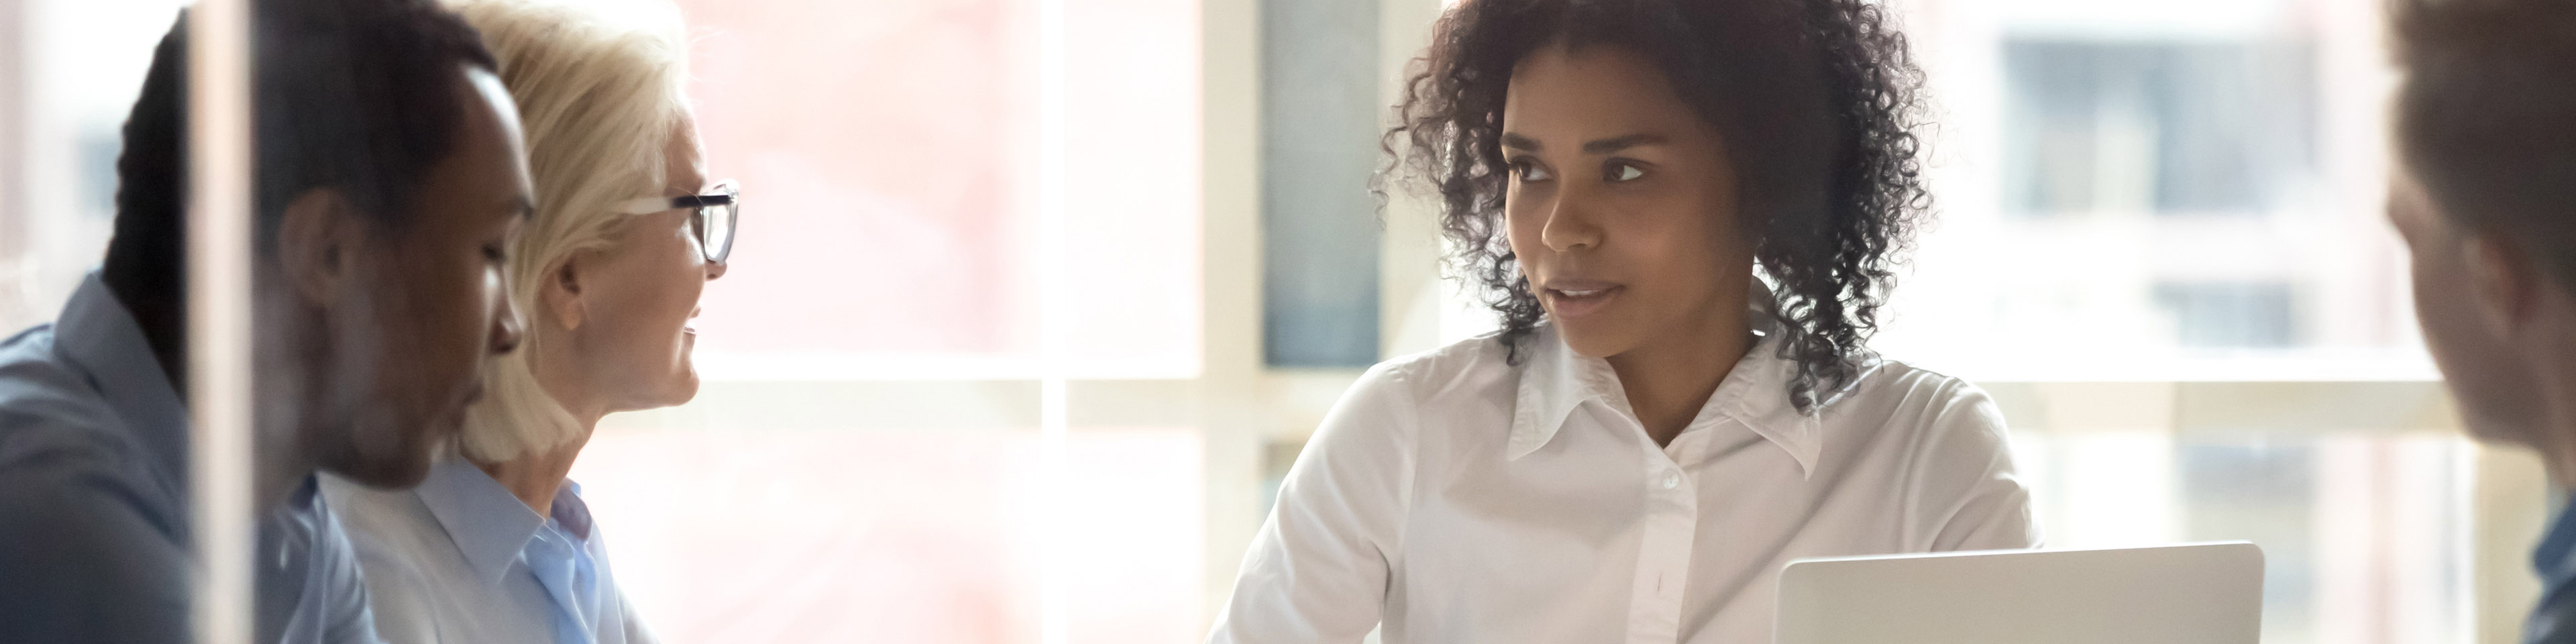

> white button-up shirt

[{"left": 1209, "top": 322, "right": 2039, "bottom": 644}]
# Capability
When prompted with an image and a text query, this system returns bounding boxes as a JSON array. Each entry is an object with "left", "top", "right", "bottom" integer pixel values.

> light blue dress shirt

[
  {"left": 327, "top": 458, "right": 653, "bottom": 644},
  {"left": 0, "top": 272, "right": 382, "bottom": 644},
  {"left": 527, "top": 479, "right": 605, "bottom": 644}
]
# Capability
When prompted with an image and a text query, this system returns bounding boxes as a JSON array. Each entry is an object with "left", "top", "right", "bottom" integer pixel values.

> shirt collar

[
  {"left": 413, "top": 458, "right": 547, "bottom": 586},
  {"left": 1508, "top": 323, "right": 1631, "bottom": 460},
  {"left": 549, "top": 480, "right": 594, "bottom": 541},
  {"left": 1505, "top": 282, "right": 1841, "bottom": 476},
  {"left": 52, "top": 272, "right": 191, "bottom": 488}
]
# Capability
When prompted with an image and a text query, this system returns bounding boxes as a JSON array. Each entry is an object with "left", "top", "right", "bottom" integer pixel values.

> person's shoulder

[
  {"left": 0, "top": 345, "right": 176, "bottom": 545},
  {"left": 1364, "top": 330, "right": 1519, "bottom": 402},
  {"left": 0, "top": 323, "right": 135, "bottom": 469},
  {"left": 1827, "top": 354, "right": 2004, "bottom": 433},
  {"left": 0, "top": 322, "right": 70, "bottom": 401},
  {"left": 1850, "top": 356, "right": 1986, "bottom": 401},
  {"left": 0, "top": 321, "right": 57, "bottom": 361}
]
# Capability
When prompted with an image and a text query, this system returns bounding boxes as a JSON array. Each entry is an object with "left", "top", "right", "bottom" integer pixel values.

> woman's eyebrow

[
  {"left": 1500, "top": 132, "right": 1669, "bottom": 153},
  {"left": 1582, "top": 133, "right": 1668, "bottom": 154}
]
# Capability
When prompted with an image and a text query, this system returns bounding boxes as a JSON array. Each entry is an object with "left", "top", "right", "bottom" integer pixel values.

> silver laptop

[{"left": 1774, "top": 542, "right": 2264, "bottom": 644}]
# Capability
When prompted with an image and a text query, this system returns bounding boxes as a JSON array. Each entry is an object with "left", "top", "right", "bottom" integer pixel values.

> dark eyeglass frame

[{"left": 619, "top": 179, "right": 739, "bottom": 264}]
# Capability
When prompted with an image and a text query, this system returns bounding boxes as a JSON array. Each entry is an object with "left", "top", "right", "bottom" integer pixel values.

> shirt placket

[{"left": 1625, "top": 436, "right": 1700, "bottom": 644}]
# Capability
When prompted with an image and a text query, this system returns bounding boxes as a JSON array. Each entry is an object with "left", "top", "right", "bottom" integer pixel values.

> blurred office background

[{"left": 0, "top": 0, "right": 2537, "bottom": 642}]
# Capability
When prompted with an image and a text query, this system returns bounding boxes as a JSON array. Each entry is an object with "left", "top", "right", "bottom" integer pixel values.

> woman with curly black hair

[{"left": 1208, "top": 0, "right": 2037, "bottom": 641}]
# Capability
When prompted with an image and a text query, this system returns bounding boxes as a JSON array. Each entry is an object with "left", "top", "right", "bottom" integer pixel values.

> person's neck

[
  {"left": 2519, "top": 294, "right": 2576, "bottom": 492},
  {"left": 475, "top": 411, "right": 600, "bottom": 517},
  {"left": 2532, "top": 353, "right": 2576, "bottom": 492},
  {"left": 252, "top": 431, "right": 316, "bottom": 517},
  {"left": 99, "top": 271, "right": 189, "bottom": 402},
  {"left": 1604, "top": 307, "right": 1754, "bottom": 449},
  {"left": 250, "top": 349, "right": 317, "bottom": 517}
]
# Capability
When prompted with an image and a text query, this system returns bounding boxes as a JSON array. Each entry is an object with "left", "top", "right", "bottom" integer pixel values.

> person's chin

[
  {"left": 663, "top": 368, "right": 702, "bottom": 406},
  {"left": 1552, "top": 322, "right": 1639, "bottom": 360},
  {"left": 2455, "top": 403, "right": 2532, "bottom": 450},
  {"left": 634, "top": 365, "right": 702, "bottom": 411}
]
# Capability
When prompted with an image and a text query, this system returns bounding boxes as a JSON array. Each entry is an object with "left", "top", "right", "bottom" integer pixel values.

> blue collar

[
  {"left": 52, "top": 273, "right": 191, "bottom": 496},
  {"left": 413, "top": 459, "right": 548, "bottom": 586}
]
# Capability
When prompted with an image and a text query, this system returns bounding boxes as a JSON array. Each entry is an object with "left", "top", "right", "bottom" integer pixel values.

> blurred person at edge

[
  {"left": 2385, "top": 0, "right": 2576, "bottom": 641},
  {"left": 1207, "top": 0, "right": 2039, "bottom": 642},
  {"left": 323, "top": 1, "right": 730, "bottom": 643},
  {"left": 0, "top": 1, "right": 531, "bottom": 643}
]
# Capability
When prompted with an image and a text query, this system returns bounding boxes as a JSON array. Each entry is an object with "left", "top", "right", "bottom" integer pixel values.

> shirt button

[{"left": 1661, "top": 472, "right": 1681, "bottom": 490}]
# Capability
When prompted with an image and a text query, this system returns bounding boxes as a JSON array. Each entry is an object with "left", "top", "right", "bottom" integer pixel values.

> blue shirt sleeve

[{"left": 0, "top": 459, "right": 193, "bottom": 644}]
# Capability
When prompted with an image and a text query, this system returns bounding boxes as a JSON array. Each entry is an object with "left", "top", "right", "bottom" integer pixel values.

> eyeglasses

[{"left": 616, "top": 179, "right": 739, "bottom": 264}]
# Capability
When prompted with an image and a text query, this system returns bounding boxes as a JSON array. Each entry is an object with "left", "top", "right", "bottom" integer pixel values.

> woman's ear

[
  {"left": 274, "top": 187, "right": 357, "bottom": 307},
  {"left": 2465, "top": 233, "right": 2540, "bottom": 341},
  {"left": 539, "top": 254, "right": 588, "bottom": 332}
]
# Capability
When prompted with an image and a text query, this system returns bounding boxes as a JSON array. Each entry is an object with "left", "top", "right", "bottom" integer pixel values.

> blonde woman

[{"left": 321, "top": 1, "right": 732, "bottom": 643}]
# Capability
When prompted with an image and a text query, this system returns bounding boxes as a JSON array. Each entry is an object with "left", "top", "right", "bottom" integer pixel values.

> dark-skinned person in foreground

[{"left": 0, "top": 0, "right": 532, "bottom": 641}]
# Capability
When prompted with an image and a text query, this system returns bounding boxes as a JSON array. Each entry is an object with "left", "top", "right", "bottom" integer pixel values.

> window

[
  {"left": 2002, "top": 40, "right": 2317, "bottom": 218},
  {"left": 1258, "top": 0, "right": 1383, "bottom": 368},
  {"left": 1873, "top": 0, "right": 2418, "bottom": 374},
  {"left": 2155, "top": 281, "right": 2298, "bottom": 348},
  {"left": 0, "top": 0, "right": 178, "bottom": 333},
  {"left": 578, "top": 0, "right": 1212, "bottom": 641}
]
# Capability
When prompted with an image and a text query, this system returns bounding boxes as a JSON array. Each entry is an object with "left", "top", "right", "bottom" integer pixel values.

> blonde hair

[{"left": 451, "top": 0, "right": 693, "bottom": 463}]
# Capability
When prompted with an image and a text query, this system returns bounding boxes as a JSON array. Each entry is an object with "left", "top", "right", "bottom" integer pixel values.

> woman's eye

[
  {"left": 1513, "top": 161, "right": 1553, "bottom": 182},
  {"left": 1606, "top": 162, "right": 1645, "bottom": 182},
  {"left": 482, "top": 243, "right": 507, "bottom": 263}
]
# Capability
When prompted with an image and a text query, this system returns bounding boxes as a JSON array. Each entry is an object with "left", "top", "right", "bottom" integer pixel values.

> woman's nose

[{"left": 1540, "top": 197, "right": 1604, "bottom": 252}]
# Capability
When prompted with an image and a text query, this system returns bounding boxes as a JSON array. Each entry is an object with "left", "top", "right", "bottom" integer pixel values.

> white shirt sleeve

[
  {"left": 1208, "top": 363, "right": 1420, "bottom": 644},
  {"left": 1909, "top": 382, "right": 2043, "bottom": 551}
]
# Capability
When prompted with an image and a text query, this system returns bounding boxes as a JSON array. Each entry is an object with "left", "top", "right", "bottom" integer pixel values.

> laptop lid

[{"left": 1774, "top": 542, "right": 2264, "bottom": 644}]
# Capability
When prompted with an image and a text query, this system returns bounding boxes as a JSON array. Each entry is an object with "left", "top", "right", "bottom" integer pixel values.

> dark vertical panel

[{"left": 1259, "top": 0, "right": 1381, "bottom": 368}]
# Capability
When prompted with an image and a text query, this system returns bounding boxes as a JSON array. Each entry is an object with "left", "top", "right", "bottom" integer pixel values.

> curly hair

[{"left": 1381, "top": 0, "right": 1930, "bottom": 413}]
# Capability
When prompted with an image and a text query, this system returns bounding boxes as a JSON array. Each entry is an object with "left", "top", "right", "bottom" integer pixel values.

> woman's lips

[{"left": 1543, "top": 280, "right": 1624, "bottom": 320}]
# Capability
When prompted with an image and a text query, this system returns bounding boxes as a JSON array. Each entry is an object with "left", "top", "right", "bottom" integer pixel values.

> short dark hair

[
  {"left": 1386, "top": 0, "right": 1929, "bottom": 411},
  {"left": 2394, "top": 0, "right": 2576, "bottom": 292},
  {"left": 101, "top": 0, "right": 498, "bottom": 331}
]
